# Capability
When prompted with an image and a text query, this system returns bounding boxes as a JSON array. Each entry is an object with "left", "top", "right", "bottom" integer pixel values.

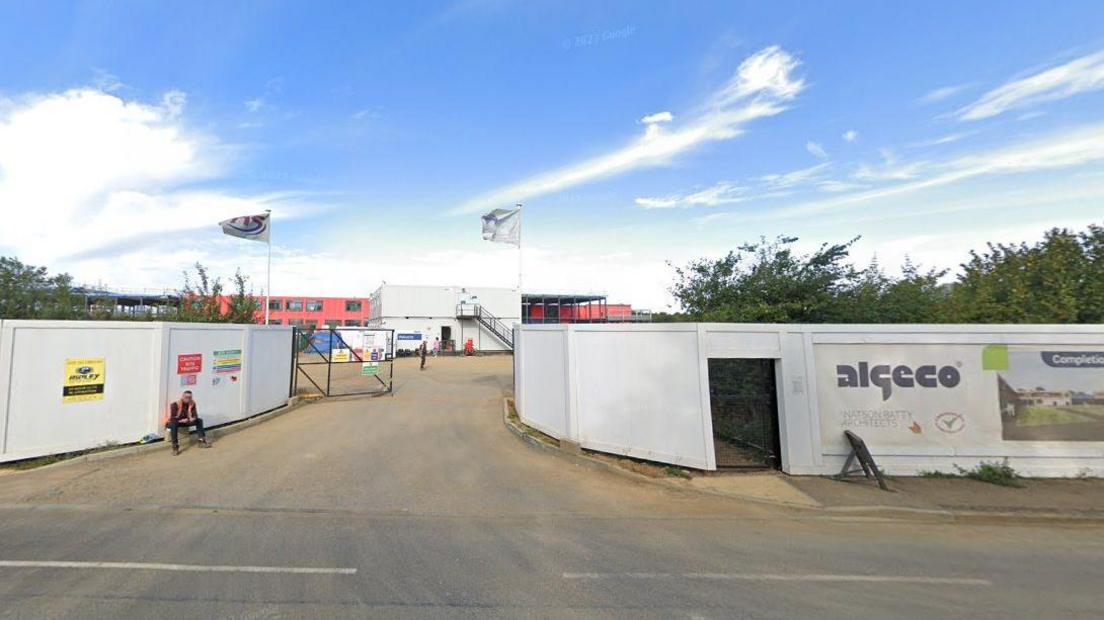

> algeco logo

[{"left": 836, "top": 362, "right": 961, "bottom": 401}]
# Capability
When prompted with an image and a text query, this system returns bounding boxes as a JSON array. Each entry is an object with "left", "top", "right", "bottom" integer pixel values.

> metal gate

[
  {"left": 292, "top": 327, "right": 395, "bottom": 397},
  {"left": 706, "top": 358, "right": 781, "bottom": 468}
]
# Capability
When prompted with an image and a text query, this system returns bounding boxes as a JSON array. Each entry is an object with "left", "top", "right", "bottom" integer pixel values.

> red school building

[{"left": 219, "top": 296, "right": 373, "bottom": 327}]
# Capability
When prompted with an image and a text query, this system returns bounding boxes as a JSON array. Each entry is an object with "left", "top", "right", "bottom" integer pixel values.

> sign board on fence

[
  {"left": 176, "top": 353, "right": 202, "bottom": 374},
  {"left": 212, "top": 349, "right": 242, "bottom": 374},
  {"left": 361, "top": 330, "right": 389, "bottom": 361},
  {"left": 332, "top": 348, "right": 351, "bottom": 363},
  {"left": 815, "top": 343, "right": 1104, "bottom": 454},
  {"left": 63, "top": 358, "right": 106, "bottom": 403},
  {"left": 362, "top": 362, "right": 380, "bottom": 376}
]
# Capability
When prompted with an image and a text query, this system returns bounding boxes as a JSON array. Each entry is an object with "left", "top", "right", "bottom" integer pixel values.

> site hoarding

[{"left": 816, "top": 343, "right": 1104, "bottom": 453}]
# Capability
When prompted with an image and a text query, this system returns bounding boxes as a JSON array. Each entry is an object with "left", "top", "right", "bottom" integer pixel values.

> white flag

[
  {"left": 481, "top": 207, "right": 521, "bottom": 246},
  {"left": 219, "top": 213, "right": 270, "bottom": 243}
]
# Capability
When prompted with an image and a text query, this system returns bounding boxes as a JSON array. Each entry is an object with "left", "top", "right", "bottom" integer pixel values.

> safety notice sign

[
  {"left": 177, "top": 353, "right": 202, "bottom": 374},
  {"left": 213, "top": 349, "right": 242, "bottom": 374},
  {"left": 63, "top": 358, "right": 106, "bottom": 403}
]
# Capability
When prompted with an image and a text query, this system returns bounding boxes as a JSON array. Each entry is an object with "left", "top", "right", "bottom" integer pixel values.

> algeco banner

[{"left": 816, "top": 344, "right": 1104, "bottom": 452}]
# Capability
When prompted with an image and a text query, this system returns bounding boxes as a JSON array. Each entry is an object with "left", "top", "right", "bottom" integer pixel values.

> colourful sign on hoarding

[
  {"left": 212, "top": 349, "right": 242, "bottom": 374},
  {"left": 177, "top": 353, "right": 202, "bottom": 374},
  {"left": 63, "top": 358, "right": 106, "bottom": 403}
]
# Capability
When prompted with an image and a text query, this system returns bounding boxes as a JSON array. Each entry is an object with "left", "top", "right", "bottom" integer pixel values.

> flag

[
  {"left": 219, "top": 213, "right": 270, "bottom": 243},
  {"left": 481, "top": 207, "right": 521, "bottom": 245}
]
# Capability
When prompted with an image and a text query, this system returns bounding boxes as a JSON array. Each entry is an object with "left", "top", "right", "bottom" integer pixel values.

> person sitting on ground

[{"left": 166, "top": 390, "right": 210, "bottom": 455}]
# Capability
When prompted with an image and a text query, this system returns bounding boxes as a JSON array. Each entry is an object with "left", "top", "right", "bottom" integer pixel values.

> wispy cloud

[
  {"left": 955, "top": 50, "right": 1104, "bottom": 121},
  {"left": 452, "top": 45, "right": 805, "bottom": 214},
  {"left": 842, "top": 129, "right": 858, "bottom": 143},
  {"left": 817, "top": 180, "right": 867, "bottom": 193},
  {"left": 852, "top": 148, "right": 925, "bottom": 181},
  {"left": 919, "top": 83, "right": 970, "bottom": 105},
  {"left": 706, "top": 121, "right": 1104, "bottom": 224},
  {"left": 634, "top": 182, "right": 745, "bottom": 209},
  {"left": 805, "top": 140, "right": 828, "bottom": 159},
  {"left": 636, "top": 162, "right": 828, "bottom": 209},
  {"left": 244, "top": 98, "right": 265, "bottom": 112},
  {"left": 761, "top": 162, "right": 831, "bottom": 188},
  {"left": 639, "top": 110, "right": 673, "bottom": 124},
  {"left": 908, "top": 133, "right": 969, "bottom": 148}
]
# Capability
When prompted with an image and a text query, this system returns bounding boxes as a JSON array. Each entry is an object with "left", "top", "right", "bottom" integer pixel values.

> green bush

[{"left": 955, "top": 459, "right": 1021, "bottom": 487}]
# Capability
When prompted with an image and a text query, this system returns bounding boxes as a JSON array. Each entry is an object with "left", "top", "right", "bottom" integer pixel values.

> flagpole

[
  {"left": 265, "top": 209, "right": 272, "bottom": 325},
  {"left": 516, "top": 203, "right": 523, "bottom": 297}
]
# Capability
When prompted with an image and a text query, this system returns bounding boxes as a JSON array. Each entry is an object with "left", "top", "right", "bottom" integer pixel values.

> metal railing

[{"left": 456, "top": 304, "right": 513, "bottom": 349}]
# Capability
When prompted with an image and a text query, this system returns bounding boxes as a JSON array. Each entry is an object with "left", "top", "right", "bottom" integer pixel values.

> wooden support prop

[{"left": 835, "top": 430, "right": 890, "bottom": 491}]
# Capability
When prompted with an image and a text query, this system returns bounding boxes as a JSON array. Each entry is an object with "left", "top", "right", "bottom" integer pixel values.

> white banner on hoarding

[{"left": 816, "top": 343, "right": 1104, "bottom": 454}]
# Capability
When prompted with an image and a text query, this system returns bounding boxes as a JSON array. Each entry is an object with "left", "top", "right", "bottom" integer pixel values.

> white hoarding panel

[
  {"left": 248, "top": 328, "right": 293, "bottom": 416},
  {"left": 2, "top": 324, "right": 160, "bottom": 460},
  {"left": 165, "top": 327, "right": 246, "bottom": 428},
  {"left": 574, "top": 328, "right": 711, "bottom": 469},
  {"left": 516, "top": 329, "right": 568, "bottom": 438}
]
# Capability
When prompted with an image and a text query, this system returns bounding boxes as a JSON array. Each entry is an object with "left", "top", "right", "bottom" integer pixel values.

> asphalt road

[{"left": 0, "top": 356, "right": 1100, "bottom": 618}]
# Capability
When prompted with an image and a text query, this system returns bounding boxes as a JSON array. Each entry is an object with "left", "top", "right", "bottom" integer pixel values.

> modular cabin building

[{"left": 367, "top": 284, "right": 520, "bottom": 353}]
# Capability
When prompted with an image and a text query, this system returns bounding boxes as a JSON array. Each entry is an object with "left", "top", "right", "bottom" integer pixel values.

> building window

[
  {"left": 324, "top": 319, "right": 341, "bottom": 328},
  {"left": 306, "top": 300, "right": 323, "bottom": 312},
  {"left": 269, "top": 319, "right": 282, "bottom": 325},
  {"left": 286, "top": 300, "right": 303, "bottom": 311},
  {"left": 345, "top": 300, "right": 362, "bottom": 312},
  {"left": 288, "top": 319, "right": 304, "bottom": 326},
  {"left": 343, "top": 319, "right": 361, "bottom": 326},
  {"left": 305, "top": 319, "right": 318, "bottom": 328},
  {"left": 268, "top": 299, "right": 281, "bottom": 311}
]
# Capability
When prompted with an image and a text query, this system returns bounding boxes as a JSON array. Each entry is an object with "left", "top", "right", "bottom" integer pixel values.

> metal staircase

[{"left": 455, "top": 303, "right": 513, "bottom": 349}]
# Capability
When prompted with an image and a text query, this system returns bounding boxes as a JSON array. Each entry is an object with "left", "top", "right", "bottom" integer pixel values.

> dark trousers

[{"left": 167, "top": 418, "right": 205, "bottom": 447}]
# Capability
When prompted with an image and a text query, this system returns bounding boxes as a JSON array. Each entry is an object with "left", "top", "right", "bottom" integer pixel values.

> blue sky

[{"left": 1, "top": 1, "right": 1104, "bottom": 309}]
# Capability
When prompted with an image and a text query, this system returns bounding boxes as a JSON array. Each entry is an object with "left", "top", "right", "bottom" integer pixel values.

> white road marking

[
  {"left": 562, "top": 572, "right": 991, "bottom": 585},
  {"left": 0, "top": 560, "right": 356, "bottom": 575}
]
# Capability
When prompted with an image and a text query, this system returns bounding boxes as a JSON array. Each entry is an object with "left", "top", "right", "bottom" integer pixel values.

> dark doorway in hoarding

[{"left": 706, "top": 358, "right": 781, "bottom": 469}]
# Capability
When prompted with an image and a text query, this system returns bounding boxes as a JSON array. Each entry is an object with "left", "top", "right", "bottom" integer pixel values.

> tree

[
  {"left": 177, "top": 263, "right": 259, "bottom": 323},
  {"left": 0, "top": 256, "right": 83, "bottom": 319},
  {"left": 224, "top": 270, "right": 261, "bottom": 323},
  {"left": 946, "top": 226, "right": 1102, "bottom": 323},
  {"left": 669, "top": 236, "right": 864, "bottom": 323}
]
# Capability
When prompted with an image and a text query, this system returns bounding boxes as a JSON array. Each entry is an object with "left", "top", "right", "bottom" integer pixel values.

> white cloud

[
  {"left": 955, "top": 50, "right": 1104, "bottom": 121},
  {"left": 719, "top": 121, "right": 1104, "bottom": 223},
  {"left": 817, "top": 180, "right": 867, "bottom": 193},
  {"left": 634, "top": 196, "right": 681, "bottom": 209},
  {"left": 245, "top": 98, "right": 265, "bottom": 112},
  {"left": 805, "top": 140, "right": 828, "bottom": 159},
  {"left": 639, "top": 110, "right": 673, "bottom": 124},
  {"left": 760, "top": 162, "right": 830, "bottom": 188},
  {"left": 908, "top": 133, "right": 968, "bottom": 148},
  {"left": 352, "top": 108, "right": 380, "bottom": 121},
  {"left": 842, "top": 129, "right": 858, "bottom": 142},
  {"left": 635, "top": 181, "right": 745, "bottom": 209},
  {"left": 919, "top": 83, "right": 970, "bottom": 104},
  {"left": 852, "top": 148, "right": 925, "bottom": 181},
  {"left": 638, "top": 162, "right": 828, "bottom": 210},
  {"left": 0, "top": 88, "right": 317, "bottom": 274},
  {"left": 452, "top": 45, "right": 804, "bottom": 214},
  {"left": 91, "top": 69, "right": 125, "bottom": 93}
]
